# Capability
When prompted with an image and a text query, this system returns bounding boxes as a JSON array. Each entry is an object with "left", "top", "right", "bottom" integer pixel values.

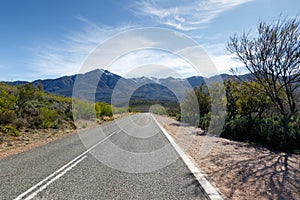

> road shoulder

[
  {"left": 152, "top": 114, "right": 300, "bottom": 200},
  {"left": 151, "top": 114, "right": 223, "bottom": 200}
]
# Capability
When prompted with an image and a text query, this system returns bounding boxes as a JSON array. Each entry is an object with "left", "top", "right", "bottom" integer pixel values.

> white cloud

[
  {"left": 211, "top": 54, "right": 243, "bottom": 73},
  {"left": 108, "top": 49, "right": 198, "bottom": 78},
  {"left": 28, "top": 16, "right": 244, "bottom": 80},
  {"left": 108, "top": 45, "right": 242, "bottom": 78},
  {"left": 134, "top": 0, "right": 254, "bottom": 31},
  {"left": 29, "top": 18, "right": 136, "bottom": 79},
  {"left": 202, "top": 43, "right": 244, "bottom": 74}
]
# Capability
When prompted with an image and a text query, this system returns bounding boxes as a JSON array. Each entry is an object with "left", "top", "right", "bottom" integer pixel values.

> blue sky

[{"left": 0, "top": 0, "right": 299, "bottom": 81}]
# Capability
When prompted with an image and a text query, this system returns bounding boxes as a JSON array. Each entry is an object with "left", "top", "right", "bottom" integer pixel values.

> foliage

[
  {"left": 222, "top": 116, "right": 300, "bottom": 152},
  {"left": 225, "top": 80, "right": 271, "bottom": 119},
  {"left": 0, "top": 84, "right": 18, "bottom": 125},
  {"left": 129, "top": 99, "right": 179, "bottom": 116},
  {"left": 149, "top": 105, "right": 167, "bottom": 115},
  {"left": 180, "top": 77, "right": 299, "bottom": 152},
  {"left": 112, "top": 106, "right": 128, "bottom": 114},
  {"left": 222, "top": 16, "right": 300, "bottom": 153},
  {"left": 95, "top": 102, "right": 113, "bottom": 118},
  {"left": 198, "top": 112, "right": 211, "bottom": 130},
  {"left": 221, "top": 78, "right": 300, "bottom": 152},
  {"left": 38, "top": 106, "right": 59, "bottom": 129},
  {"left": 227, "top": 16, "right": 300, "bottom": 126},
  {"left": 0, "top": 82, "right": 119, "bottom": 143},
  {"left": 73, "top": 99, "right": 95, "bottom": 120},
  {"left": 181, "top": 84, "right": 211, "bottom": 128},
  {"left": 0, "top": 125, "right": 19, "bottom": 137}
]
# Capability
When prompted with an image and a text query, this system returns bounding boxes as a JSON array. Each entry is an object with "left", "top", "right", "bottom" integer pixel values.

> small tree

[
  {"left": 225, "top": 80, "right": 270, "bottom": 120},
  {"left": 181, "top": 84, "right": 211, "bottom": 128},
  {"left": 181, "top": 89, "right": 200, "bottom": 126},
  {"left": 227, "top": 16, "right": 300, "bottom": 126}
]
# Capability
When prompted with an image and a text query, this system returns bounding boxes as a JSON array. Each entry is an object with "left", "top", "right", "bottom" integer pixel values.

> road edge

[
  {"left": 151, "top": 114, "right": 224, "bottom": 200},
  {"left": 0, "top": 113, "right": 133, "bottom": 160}
]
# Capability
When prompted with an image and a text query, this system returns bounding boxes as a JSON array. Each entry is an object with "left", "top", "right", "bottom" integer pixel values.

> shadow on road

[{"left": 184, "top": 172, "right": 209, "bottom": 199}]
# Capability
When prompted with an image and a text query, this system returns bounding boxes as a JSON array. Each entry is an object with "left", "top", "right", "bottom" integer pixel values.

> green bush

[
  {"left": 222, "top": 117, "right": 249, "bottom": 141},
  {"left": 95, "top": 102, "right": 113, "bottom": 118},
  {"left": 112, "top": 106, "right": 128, "bottom": 114},
  {"left": 0, "top": 125, "right": 19, "bottom": 137},
  {"left": 221, "top": 117, "right": 300, "bottom": 153},
  {"left": 0, "top": 110, "right": 17, "bottom": 125},
  {"left": 198, "top": 112, "right": 211, "bottom": 130},
  {"left": 38, "top": 106, "right": 59, "bottom": 129},
  {"left": 2, "top": 83, "right": 74, "bottom": 129},
  {"left": 73, "top": 99, "right": 95, "bottom": 120}
]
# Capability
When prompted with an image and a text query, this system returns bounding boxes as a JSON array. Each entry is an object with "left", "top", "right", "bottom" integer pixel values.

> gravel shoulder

[{"left": 155, "top": 115, "right": 300, "bottom": 200}]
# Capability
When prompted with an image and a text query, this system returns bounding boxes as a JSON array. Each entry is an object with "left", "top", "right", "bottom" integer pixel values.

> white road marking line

[
  {"left": 24, "top": 155, "right": 87, "bottom": 200},
  {"left": 14, "top": 129, "right": 120, "bottom": 200},
  {"left": 151, "top": 114, "right": 224, "bottom": 200}
]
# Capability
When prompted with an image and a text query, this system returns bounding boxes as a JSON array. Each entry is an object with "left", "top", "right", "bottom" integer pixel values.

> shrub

[
  {"left": 95, "top": 102, "right": 113, "bottom": 118},
  {"left": 0, "top": 125, "right": 19, "bottom": 137},
  {"left": 38, "top": 106, "right": 59, "bottom": 129},
  {"left": 111, "top": 106, "right": 128, "bottom": 114},
  {"left": 73, "top": 99, "right": 95, "bottom": 120},
  {"left": 221, "top": 117, "right": 300, "bottom": 153},
  {"left": 199, "top": 112, "right": 211, "bottom": 130},
  {"left": 222, "top": 117, "right": 249, "bottom": 141},
  {"left": 0, "top": 110, "right": 17, "bottom": 125}
]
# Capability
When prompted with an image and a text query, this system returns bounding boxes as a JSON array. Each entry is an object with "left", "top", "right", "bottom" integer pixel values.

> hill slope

[{"left": 5, "top": 69, "right": 242, "bottom": 103}]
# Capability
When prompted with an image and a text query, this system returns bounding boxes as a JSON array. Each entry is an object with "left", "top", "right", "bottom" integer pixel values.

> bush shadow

[{"left": 202, "top": 141, "right": 300, "bottom": 199}]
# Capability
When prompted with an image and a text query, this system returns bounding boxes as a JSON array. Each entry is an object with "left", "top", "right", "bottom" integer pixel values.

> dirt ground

[
  {"left": 155, "top": 115, "right": 300, "bottom": 200},
  {"left": 0, "top": 128, "right": 76, "bottom": 159},
  {"left": 0, "top": 114, "right": 128, "bottom": 159}
]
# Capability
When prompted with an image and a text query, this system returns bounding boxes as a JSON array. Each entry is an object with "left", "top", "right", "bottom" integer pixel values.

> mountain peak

[{"left": 4, "top": 69, "right": 246, "bottom": 103}]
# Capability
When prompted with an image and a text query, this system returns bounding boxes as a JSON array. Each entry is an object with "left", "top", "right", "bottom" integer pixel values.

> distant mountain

[
  {"left": 4, "top": 69, "right": 247, "bottom": 104},
  {"left": 186, "top": 76, "right": 205, "bottom": 87},
  {"left": 34, "top": 75, "right": 77, "bottom": 97}
]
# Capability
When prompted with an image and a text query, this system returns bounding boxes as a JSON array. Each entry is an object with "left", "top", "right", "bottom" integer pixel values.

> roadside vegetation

[
  {"left": 129, "top": 99, "right": 180, "bottom": 116},
  {"left": 180, "top": 16, "right": 300, "bottom": 153},
  {"left": 0, "top": 82, "right": 127, "bottom": 149}
]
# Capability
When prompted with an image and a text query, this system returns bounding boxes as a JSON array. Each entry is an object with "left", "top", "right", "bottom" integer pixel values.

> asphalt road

[{"left": 0, "top": 113, "right": 208, "bottom": 199}]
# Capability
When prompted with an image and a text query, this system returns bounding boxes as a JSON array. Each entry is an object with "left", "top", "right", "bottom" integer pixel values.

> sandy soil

[
  {"left": 0, "top": 114, "right": 129, "bottom": 160},
  {"left": 155, "top": 115, "right": 300, "bottom": 200},
  {"left": 0, "top": 128, "right": 76, "bottom": 159}
]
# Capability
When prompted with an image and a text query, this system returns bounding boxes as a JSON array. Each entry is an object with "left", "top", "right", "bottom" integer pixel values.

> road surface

[{"left": 0, "top": 113, "right": 208, "bottom": 199}]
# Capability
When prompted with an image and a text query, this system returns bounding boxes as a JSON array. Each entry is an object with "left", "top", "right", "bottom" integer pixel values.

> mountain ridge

[{"left": 4, "top": 69, "right": 247, "bottom": 103}]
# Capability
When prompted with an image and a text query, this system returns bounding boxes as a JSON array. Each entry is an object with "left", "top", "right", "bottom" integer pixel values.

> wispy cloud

[
  {"left": 28, "top": 16, "right": 243, "bottom": 80},
  {"left": 109, "top": 49, "right": 198, "bottom": 78},
  {"left": 28, "top": 21, "right": 203, "bottom": 79},
  {"left": 202, "top": 43, "right": 243, "bottom": 73},
  {"left": 133, "top": 0, "right": 254, "bottom": 31},
  {"left": 28, "top": 18, "right": 136, "bottom": 79}
]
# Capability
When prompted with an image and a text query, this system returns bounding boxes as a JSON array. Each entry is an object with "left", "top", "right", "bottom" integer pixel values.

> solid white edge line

[
  {"left": 24, "top": 156, "right": 87, "bottom": 200},
  {"left": 14, "top": 129, "right": 120, "bottom": 200},
  {"left": 151, "top": 114, "right": 224, "bottom": 200}
]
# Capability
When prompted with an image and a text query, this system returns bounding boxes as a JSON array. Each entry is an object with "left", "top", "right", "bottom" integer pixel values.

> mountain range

[{"left": 5, "top": 69, "right": 249, "bottom": 104}]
